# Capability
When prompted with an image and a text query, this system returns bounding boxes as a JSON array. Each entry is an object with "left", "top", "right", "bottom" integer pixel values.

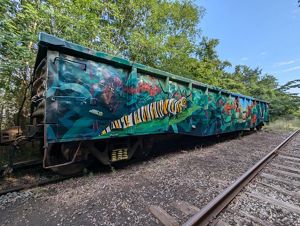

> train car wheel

[
  {"left": 46, "top": 142, "right": 89, "bottom": 175},
  {"left": 133, "top": 137, "right": 153, "bottom": 159},
  {"left": 50, "top": 163, "right": 86, "bottom": 176},
  {"left": 256, "top": 124, "right": 262, "bottom": 131}
]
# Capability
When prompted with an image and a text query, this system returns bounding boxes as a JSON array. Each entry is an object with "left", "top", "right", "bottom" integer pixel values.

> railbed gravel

[
  {"left": 216, "top": 131, "right": 300, "bottom": 226},
  {"left": 0, "top": 130, "right": 291, "bottom": 226}
]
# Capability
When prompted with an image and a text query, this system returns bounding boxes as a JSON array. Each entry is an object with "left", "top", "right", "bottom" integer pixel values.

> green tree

[
  {"left": 0, "top": 0, "right": 203, "bottom": 128},
  {"left": 0, "top": 0, "right": 298, "bottom": 129},
  {"left": 231, "top": 65, "right": 300, "bottom": 119}
]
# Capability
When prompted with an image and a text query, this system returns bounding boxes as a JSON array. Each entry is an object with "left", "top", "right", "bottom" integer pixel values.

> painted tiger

[{"left": 101, "top": 97, "right": 187, "bottom": 135}]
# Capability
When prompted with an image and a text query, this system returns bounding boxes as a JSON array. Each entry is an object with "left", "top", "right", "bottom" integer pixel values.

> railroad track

[
  {"left": 1, "top": 130, "right": 298, "bottom": 225},
  {"left": 0, "top": 130, "right": 254, "bottom": 198},
  {"left": 0, "top": 160, "right": 83, "bottom": 197},
  {"left": 0, "top": 174, "right": 80, "bottom": 196},
  {"left": 149, "top": 129, "right": 300, "bottom": 226},
  {"left": 0, "top": 159, "right": 42, "bottom": 174}
]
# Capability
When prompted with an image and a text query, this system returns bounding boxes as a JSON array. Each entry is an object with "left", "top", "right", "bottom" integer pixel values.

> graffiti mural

[
  {"left": 101, "top": 97, "right": 188, "bottom": 135},
  {"left": 35, "top": 33, "right": 269, "bottom": 143}
]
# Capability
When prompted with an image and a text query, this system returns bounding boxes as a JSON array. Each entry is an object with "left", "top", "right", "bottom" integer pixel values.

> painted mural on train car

[{"left": 45, "top": 52, "right": 269, "bottom": 143}]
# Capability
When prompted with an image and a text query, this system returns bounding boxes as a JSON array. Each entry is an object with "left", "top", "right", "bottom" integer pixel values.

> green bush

[{"left": 266, "top": 117, "right": 300, "bottom": 131}]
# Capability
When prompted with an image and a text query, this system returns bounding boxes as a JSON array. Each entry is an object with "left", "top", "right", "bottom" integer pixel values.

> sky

[{"left": 199, "top": 0, "right": 300, "bottom": 94}]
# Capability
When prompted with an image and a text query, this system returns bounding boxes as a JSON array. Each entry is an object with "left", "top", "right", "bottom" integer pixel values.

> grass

[{"left": 265, "top": 117, "right": 300, "bottom": 131}]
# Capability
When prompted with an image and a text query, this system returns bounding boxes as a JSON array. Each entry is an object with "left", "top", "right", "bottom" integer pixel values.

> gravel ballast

[
  {"left": 216, "top": 131, "right": 300, "bottom": 226},
  {"left": 0, "top": 130, "right": 290, "bottom": 225}
]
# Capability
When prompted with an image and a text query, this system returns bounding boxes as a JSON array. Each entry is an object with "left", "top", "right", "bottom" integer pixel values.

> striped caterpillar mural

[{"left": 101, "top": 97, "right": 187, "bottom": 135}]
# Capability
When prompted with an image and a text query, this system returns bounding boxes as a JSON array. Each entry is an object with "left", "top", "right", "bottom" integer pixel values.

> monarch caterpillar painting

[{"left": 101, "top": 97, "right": 188, "bottom": 135}]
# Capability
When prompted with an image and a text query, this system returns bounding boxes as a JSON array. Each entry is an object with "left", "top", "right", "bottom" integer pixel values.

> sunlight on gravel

[{"left": 0, "top": 130, "right": 291, "bottom": 225}]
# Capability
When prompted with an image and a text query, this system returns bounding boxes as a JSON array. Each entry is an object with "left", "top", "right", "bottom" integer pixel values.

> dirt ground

[{"left": 0, "top": 130, "right": 290, "bottom": 226}]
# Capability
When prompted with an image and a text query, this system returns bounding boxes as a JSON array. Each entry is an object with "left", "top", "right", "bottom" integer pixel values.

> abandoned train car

[{"left": 31, "top": 33, "right": 269, "bottom": 174}]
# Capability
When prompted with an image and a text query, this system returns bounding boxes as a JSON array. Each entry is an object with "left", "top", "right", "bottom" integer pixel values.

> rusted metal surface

[
  {"left": 183, "top": 129, "right": 299, "bottom": 226},
  {"left": 0, "top": 127, "right": 22, "bottom": 144},
  {"left": 0, "top": 159, "right": 42, "bottom": 173},
  {"left": 0, "top": 173, "right": 82, "bottom": 197}
]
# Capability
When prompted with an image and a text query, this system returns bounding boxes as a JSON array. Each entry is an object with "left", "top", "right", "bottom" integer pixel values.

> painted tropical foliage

[{"left": 41, "top": 34, "right": 268, "bottom": 143}]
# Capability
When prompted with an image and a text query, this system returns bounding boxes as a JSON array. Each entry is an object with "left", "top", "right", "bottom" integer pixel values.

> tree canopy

[{"left": 0, "top": 0, "right": 299, "bottom": 128}]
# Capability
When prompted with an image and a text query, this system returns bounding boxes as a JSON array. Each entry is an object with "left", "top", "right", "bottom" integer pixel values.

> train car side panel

[
  {"left": 45, "top": 51, "right": 130, "bottom": 143},
  {"left": 38, "top": 33, "right": 269, "bottom": 144}
]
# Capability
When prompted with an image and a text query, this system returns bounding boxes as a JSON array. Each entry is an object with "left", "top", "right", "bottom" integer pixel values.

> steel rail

[
  {"left": 0, "top": 173, "right": 83, "bottom": 196},
  {"left": 0, "top": 159, "right": 42, "bottom": 174},
  {"left": 183, "top": 129, "right": 299, "bottom": 226}
]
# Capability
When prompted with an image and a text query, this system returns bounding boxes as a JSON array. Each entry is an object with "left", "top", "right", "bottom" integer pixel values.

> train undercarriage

[{"left": 0, "top": 126, "right": 155, "bottom": 175}]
